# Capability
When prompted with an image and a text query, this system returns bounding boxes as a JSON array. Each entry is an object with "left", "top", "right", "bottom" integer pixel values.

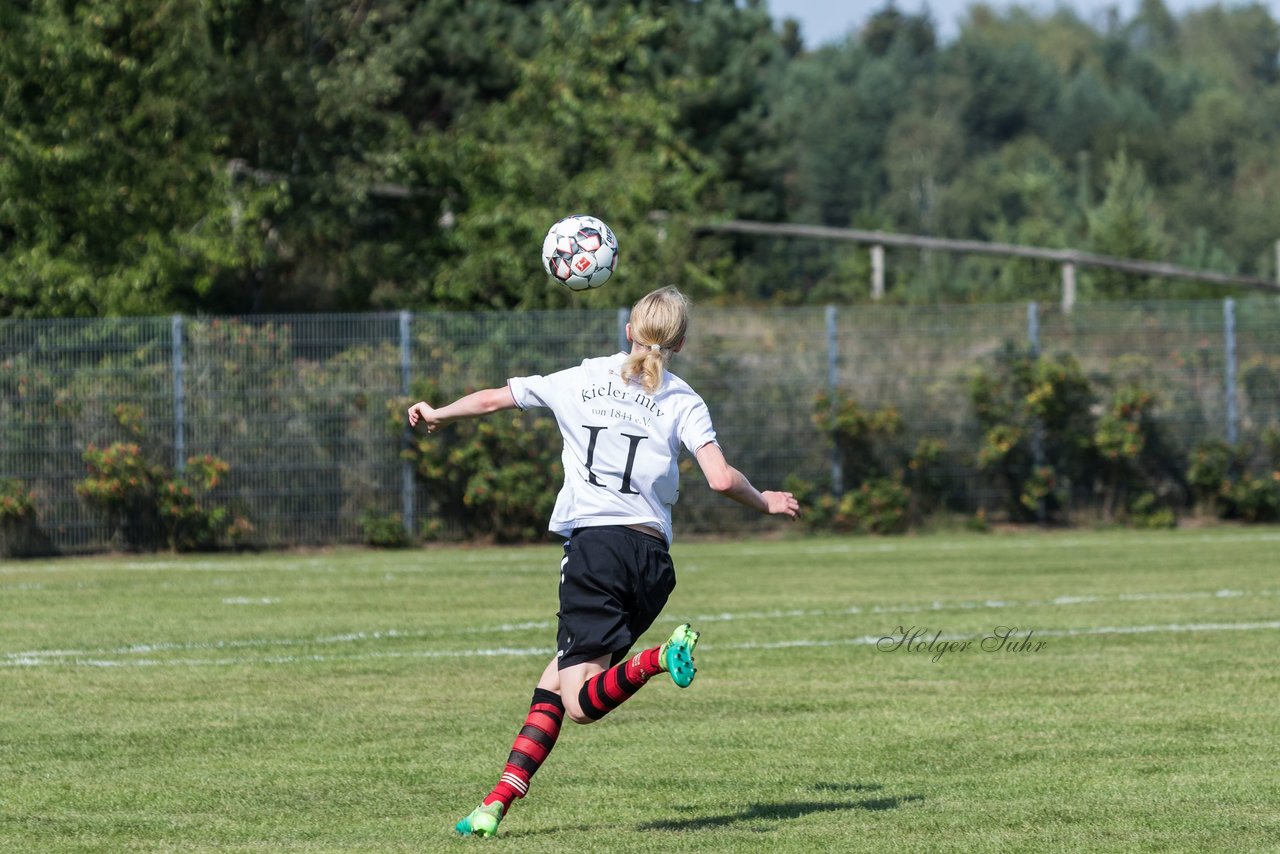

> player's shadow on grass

[{"left": 637, "top": 786, "right": 924, "bottom": 832}]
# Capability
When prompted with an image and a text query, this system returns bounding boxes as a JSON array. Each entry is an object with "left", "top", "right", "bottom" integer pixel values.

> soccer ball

[{"left": 542, "top": 214, "right": 618, "bottom": 291}]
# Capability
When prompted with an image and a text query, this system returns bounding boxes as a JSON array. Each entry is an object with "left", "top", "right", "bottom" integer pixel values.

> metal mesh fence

[
  {"left": 2, "top": 298, "right": 1277, "bottom": 554},
  {"left": 1234, "top": 299, "right": 1280, "bottom": 472},
  {"left": 1039, "top": 301, "right": 1231, "bottom": 450},
  {"left": 829, "top": 303, "right": 1033, "bottom": 509},
  {"left": 1, "top": 317, "right": 175, "bottom": 551},
  {"left": 675, "top": 307, "right": 830, "bottom": 530},
  {"left": 182, "top": 315, "right": 405, "bottom": 547}
]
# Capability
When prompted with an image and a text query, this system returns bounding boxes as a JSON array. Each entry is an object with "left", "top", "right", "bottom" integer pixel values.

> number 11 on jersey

[{"left": 581, "top": 425, "right": 647, "bottom": 494}]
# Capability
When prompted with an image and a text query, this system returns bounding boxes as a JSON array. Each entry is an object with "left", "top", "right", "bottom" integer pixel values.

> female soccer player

[{"left": 407, "top": 286, "right": 800, "bottom": 838}]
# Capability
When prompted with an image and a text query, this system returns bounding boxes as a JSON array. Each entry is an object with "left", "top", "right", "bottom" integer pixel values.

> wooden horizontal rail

[{"left": 702, "top": 219, "right": 1280, "bottom": 293}]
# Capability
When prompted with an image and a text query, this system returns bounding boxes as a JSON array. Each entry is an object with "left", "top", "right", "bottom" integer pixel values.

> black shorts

[{"left": 556, "top": 526, "right": 676, "bottom": 669}]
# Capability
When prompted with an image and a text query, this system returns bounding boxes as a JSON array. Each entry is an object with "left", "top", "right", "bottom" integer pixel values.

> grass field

[{"left": 3, "top": 528, "right": 1279, "bottom": 853}]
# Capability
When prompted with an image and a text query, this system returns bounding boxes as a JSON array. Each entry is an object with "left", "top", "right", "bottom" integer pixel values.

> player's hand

[
  {"left": 763, "top": 490, "right": 800, "bottom": 519},
  {"left": 407, "top": 401, "right": 442, "bottom": 433}
]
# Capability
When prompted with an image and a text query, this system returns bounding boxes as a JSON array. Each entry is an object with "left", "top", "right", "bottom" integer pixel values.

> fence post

[
  {"left": 871, "top": 245, "right": 885, "bottom": 300},
  {"left": 399, "top": 310, "right": 415, "bottom": 537},
  {"left": 1027, "top": 302, "right": 1047, "bottom": 523},
  {"left": 1224, "top": 298, "right": 1238, "bottom": 445},
  {"left": 171, "top": 314, "right": 186, "bottom": 474},
  {"left": 1061, "top": 262, "right": 1076, "bottom": 314},
  {"left": 617, "top": 306, "right": 629, "bottom": 353},
  {"left": 826, "top": 304, "right": 843, "bottom": 496}
]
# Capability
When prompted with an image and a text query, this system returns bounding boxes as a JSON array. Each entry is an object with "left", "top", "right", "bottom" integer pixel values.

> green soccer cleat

[
  {"left": 660, "top": 623, "right": 701, "bottom": 688},
  {"left": 455, "top": 802, "right": 504, "bottom": 838}
]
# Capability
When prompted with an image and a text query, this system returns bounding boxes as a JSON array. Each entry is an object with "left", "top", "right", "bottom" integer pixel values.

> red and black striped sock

[
  {"left": 577, "top": 646, "right": 664, "bottom": 721},
  {"left": 482, "top": 688, "right": 565, "bottom": 811}
]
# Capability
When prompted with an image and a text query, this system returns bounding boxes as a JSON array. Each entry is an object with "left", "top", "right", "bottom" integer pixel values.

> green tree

[
  {"left": 1179, "top": 4, "right": 1280, "bottom": 90},
  {"left": 406, "top": 3, "right": 721, "bottom": 310},
  {"left": 0, "top": 0, "right": 223, "bottom": 316},
  {"left": 1129, "top": 0, "right": 1179, "bottom": 54},
  {"left": 948, "top": 34, "right": 1060, "bottom": 151},
  {"left": 1084, "top": 151, "right": 1171, "bottom": 299},
  {"left": 7, "top": 0, "right": 1280, "bottom": 315},
  {"left": 645, "top": 0, "right": 790, "bottom": 222},
  {"left": 771, "top": 7, "right": 939, "bottom": 232},
  {"left": 196, "top": 0, "right": 547, "bottom": 313},
  {"left": 883, "top": 110, "right": 964, "bottom": 234}
]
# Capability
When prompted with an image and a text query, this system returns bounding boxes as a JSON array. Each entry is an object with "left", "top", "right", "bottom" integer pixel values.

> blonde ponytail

[
  {"left": 622, "top": 349, "right": 667, "bottom": 395},
  {"left": 620, "top": 286, "right": 690, "bottom": 395}
]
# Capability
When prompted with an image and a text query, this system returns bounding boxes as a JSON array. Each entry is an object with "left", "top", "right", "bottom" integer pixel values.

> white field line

[
  {"left": 5, "top": 587, "right": 1275, "bottom": 664},
  {"left": 5, "top": 530, "right": 1280, "bottom": 577},
  {"left": 1, "top": 621, "right": 563, "bottom": 663},
  {"left": 4, "top": 622, "right": 1280, "bottom": 668},
  {"left": 681, "top": 587, "right": 1274, "bottom": 626},
  {"left": 0, "top": 552, "right": 550, "bottom": 576},
  {"left": 726, "top": 620, "right": 1280, "bottom": 650},
  {"left": 681, "top": 530, "right": 1280, "bottom": 560},
  {"left": 3, "top": 585, "right": 1279, "bottom": 668}
]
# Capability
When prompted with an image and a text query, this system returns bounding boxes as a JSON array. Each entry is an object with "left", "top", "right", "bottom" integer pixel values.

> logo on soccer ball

[{"left": 573, "top": 256, "right": 592, "bottom": 273}]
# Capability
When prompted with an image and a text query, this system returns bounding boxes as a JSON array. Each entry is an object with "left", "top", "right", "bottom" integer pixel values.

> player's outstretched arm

[
  {"left": 695, "top": 443, "right": 800, "bottom": 518},
  {"left": 407, "top": 386, "right": 517, "bottom": 434}
]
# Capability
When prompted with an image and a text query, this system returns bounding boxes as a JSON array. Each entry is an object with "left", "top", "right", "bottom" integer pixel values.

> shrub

[
  {"left": 76, "top": 444, "right": 245, "bottom": 551},
  {"left": 76, "top": 442, "right": 165, "bottom": 549},
  {"left": 402, "top": 383, "right": 563, "bottom": 543},
  {"left": 970, "top": 348, "right": 1094, "bottom": 522},
  {"left": 1128, "top": 492, "right": 1177, "bottom": 529},
  {"left": 843, "top": 478, "right": 912, "bottom": 534},
  {"left": 1187, "top": 439, "right": 1238, "bottom": 515},
  {"left": 966, "top": 508, "right": 991, "bottom": 532},
  {"left": 1095, "top": 386, "right": 1154, "bottom": 463},
  {"left": 1264, "top": 427, "right": 1280, "bottom": 471},
  {"left": 907, "top": 437, "right": 949, "bottom": 519},
  {"left": 1222, "top": 476, "right": 1280, "bottom": 523},
  {"left": 1093, "top": 385, "right": 1182, "bottom": 523},
  {"left": 812, "top": 391, "right": 903, "bottom": 486},
  {"left": 803, "top": 390, "right": 943, "bottom": 534},
  {"left": 159, "top": 455, "right": 242, "bottom": 551},
  {"left": 0, "top": 477, "right": 51, "bottom": 557},
  {"left": 0, "top": 477, "right": 38, "bottom": 529},
  {"left": 786, "top": 475, "right": 910, "bottom": 535},
  {"left": 359, "top": 510, "right": 412, "bottom": 548},
  {"left": 1186, "top": 438, "right": 1280, "bottom": 523},
  {"left": 970, "top": 345, "right": 1185, "bottom": 526},
  {"left": 1020, "top": 465, "right": 1066, "bottom": 517}
]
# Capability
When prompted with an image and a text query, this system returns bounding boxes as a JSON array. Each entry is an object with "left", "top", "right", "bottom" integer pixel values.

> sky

[{"left": 765, "top": 0, "right": 1280, "bottom": 46}]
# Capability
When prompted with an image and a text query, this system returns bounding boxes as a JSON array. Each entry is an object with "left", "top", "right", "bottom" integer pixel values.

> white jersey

[{"left": 507, "top": 352, "right": 718, "bottom": 545}]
